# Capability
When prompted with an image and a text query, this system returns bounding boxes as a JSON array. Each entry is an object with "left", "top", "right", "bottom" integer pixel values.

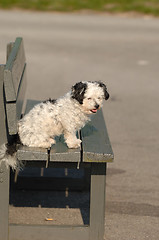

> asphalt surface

[{"left": 0, "top": 10, "right": 159, "bottom": 240}]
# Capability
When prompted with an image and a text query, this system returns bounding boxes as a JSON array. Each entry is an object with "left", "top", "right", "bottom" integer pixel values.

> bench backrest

[{"left": 2, "top": 37, "right": 27, "bottom": 135}]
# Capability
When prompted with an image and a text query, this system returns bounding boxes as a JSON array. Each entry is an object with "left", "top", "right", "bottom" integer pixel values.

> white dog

[{"left": 0, "top": 81, "right": 109, "bottom": 169}]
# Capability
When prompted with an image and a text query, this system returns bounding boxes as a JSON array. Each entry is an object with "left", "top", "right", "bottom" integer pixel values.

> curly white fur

[
  {"left": 18, "top": 93, "right": 88, "bottom": 148},
  {"left": 18, "top": 81, "right": 109, "bottom": 149}
]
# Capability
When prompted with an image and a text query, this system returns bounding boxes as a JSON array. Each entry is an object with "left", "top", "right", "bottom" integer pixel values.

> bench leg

[
  {"left": 0, "top": 163, "right": 10, "bottom": 240},
  {"left": 89, "top": 163, "right": 106, "bottom": 240}
]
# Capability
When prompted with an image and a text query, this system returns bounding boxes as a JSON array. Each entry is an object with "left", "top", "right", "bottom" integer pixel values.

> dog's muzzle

[{"left": 90, "top": 104, "right": 100, "bottom": 113}]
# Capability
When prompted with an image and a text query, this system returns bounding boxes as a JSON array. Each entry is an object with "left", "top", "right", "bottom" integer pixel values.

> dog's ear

[
  {"left": 71, "top": 82, "right": 87, "bottom": 104},
  {"left": 96, "top": 81, "right": 109, "bottom": 100}
]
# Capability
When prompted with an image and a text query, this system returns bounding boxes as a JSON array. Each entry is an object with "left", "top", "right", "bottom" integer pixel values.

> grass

[{"left": 0, "top": 0, "right": 159, "bottom": 16}]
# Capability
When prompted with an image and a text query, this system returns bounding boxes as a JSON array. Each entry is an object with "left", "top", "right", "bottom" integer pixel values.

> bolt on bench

[{"left": 0, "top": 38, "right": 114, "bottom": 240}]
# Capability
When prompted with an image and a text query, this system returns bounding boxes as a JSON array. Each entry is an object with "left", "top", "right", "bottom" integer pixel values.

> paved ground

[{"left": 0, "top": 10, "right": 159, "bottom": 240}]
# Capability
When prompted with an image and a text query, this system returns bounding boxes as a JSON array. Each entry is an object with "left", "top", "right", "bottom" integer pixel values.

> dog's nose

[{"left": 95, "top": 104, "right": 100, "bottom": 109}]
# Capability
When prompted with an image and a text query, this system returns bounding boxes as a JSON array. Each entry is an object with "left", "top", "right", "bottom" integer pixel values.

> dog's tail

[{"left": 0, "top": 134, "right": 22, "bottom": 170}]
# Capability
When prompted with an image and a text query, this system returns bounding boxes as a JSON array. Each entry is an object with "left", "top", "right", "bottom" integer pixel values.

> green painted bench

[{"left": 0, "top": 37, "right": 114, "bottom": 240}]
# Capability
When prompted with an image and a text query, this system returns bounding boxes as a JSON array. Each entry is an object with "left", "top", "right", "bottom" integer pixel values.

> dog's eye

[
  {"left": 98, "top": 97, "right": 101, "bottom": 100},
  {"left": 87, "top": 98, "right": 92, "bottom": 100}
]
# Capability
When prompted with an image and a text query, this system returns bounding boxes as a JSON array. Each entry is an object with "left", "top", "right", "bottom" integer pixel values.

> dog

[{"left": 0, "top": 81, "right": 109, "bottom": 169}]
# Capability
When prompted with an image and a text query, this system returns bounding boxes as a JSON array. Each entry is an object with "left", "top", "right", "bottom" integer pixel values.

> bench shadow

[{"left": 9, "top": 168, "right": 90, "bottom": 225}]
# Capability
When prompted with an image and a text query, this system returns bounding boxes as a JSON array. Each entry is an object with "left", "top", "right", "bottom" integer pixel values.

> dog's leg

[
  {"left": 28, "top": 138, "right": 55, "bottom": 148},
  {"left": 64, "top": 131, "right": 81, "bottom": 149},
  {"left": 36, "top": 138, "right": 56, "bottom": 148},
  {"left": 33, "top": 142, "right": 52, "bottom": 148}
]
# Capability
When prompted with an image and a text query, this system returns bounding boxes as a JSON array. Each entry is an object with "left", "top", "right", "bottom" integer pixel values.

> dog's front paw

[
  {"left": 49, "top": 138, "right": 56, "bottom": 145},
  {"left": 66, "top": 139, "right": 82, "bottom": 149}
]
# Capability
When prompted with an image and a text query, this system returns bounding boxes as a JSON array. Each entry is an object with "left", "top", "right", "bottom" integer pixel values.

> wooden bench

[{"left": 0, "top": 37, "right": 114, "bottom": 240}]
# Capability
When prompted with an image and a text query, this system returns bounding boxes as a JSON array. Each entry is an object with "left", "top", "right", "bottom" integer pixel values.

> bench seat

[{"left": 16, "top": 100, "right": 113, "bottom": 165}]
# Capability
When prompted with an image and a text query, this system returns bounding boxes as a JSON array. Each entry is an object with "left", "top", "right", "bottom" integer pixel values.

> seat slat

[
  {"left": 50, "top": 135, "right": 81, "bottom": 162},
  {"left": 80, "top": 110, "right": 114, "bottom": 162},
  {"left": 17, "top": 145, "right": 48, "bottom": 161}
]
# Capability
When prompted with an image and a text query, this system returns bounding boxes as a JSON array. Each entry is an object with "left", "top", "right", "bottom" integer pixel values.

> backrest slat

[
  {"left": 5, "top": 102, "right": 17, "bottom": 135},
  {"left": 16, "top": 63, "right": 27, "bottom": 120},
  {"left": 3, "top": 37, "right": 27, "bottom": 135},
  {"left": 6, "top": 42, "right": 14, "bottom": 61},
  {"left": 0, "top": 65, "right": 7, "bottom": 145},
  {"left": 4, "top": 38, "right": 26, "bottom": 102}
]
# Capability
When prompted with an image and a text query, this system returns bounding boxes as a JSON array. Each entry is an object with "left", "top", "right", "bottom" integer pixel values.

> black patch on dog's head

[
  {"left": 71, "top": 82, "right": 87, "bottom": 104},
  {"left": 95, "top": 81, "right": 109, "bottom": 100}
]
